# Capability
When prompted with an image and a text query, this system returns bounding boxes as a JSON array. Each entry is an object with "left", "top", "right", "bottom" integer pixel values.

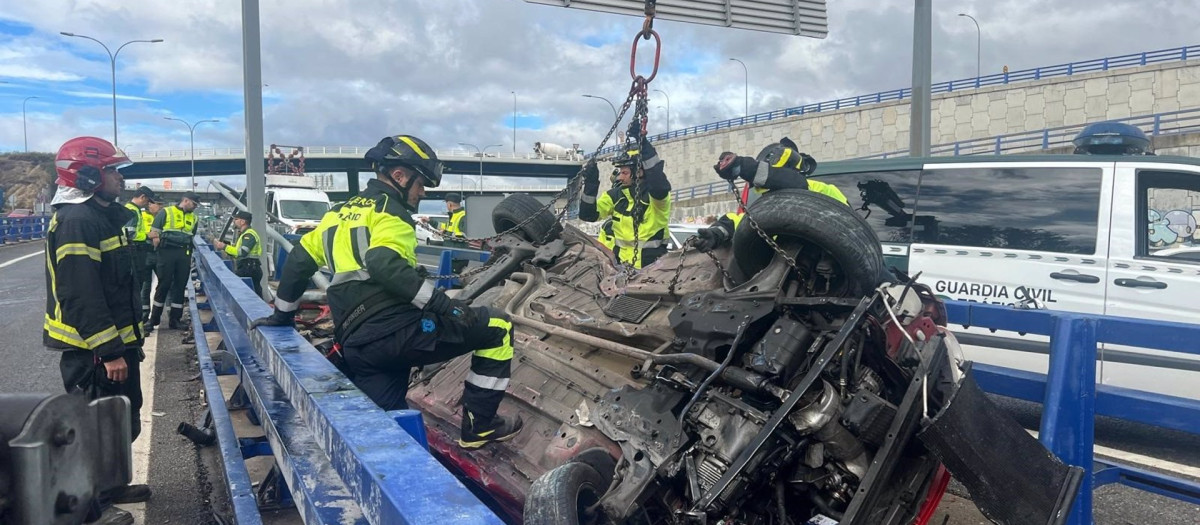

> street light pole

[
  {"left": 458, "top": 143, "right": 503, "bottom": 195},
  {"left": 729, "top": 58, "right": 749, "bottom": 117},
  {"left": 22, "top": 96, "right": 39, "bottom": 152},
  {"left": 582, "top": 94, "right": 619, "bottom": 146},
  {"left": 60, "top": 33, "right": 163, "bottom": 148},
  {"left": 653, "top": 89, "right": 670, "bottom": 132},
  {"left": 511, "top": 91, "right": 517, "bottom": 155},
  {"left": 958, "top": 13, "right": 981, "bottom": 81},
  {"left": 164, "top": 117, "right": 219, "bottom": 191}
]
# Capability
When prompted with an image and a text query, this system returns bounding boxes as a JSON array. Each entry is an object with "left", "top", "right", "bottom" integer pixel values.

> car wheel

[
  {"left": 732, "top": 189, "right": 885, "bottom": 297},
  {"left": 492, "top": 193, "right": 562, "bottom": 244},
  {"left": 524, "top": 461, "right": 608, "bottom": 525}
]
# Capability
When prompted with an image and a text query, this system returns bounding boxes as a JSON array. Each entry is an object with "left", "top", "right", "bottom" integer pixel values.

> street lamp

[
  {"left": 582, "top": 94, "right": 619, "bottom": 146},
  {"left": 163, "top": 117, "right": 219, "bottom": 191},
  {"left": 22, "top": 96, "right": 39, "bottom": 152},
  {"left": 653, "top": 89, "right": 671, "bottom": 132},
  {"left": 511, "top": 91, "right": 517, "bottom": 155},
  {"left": 729, "top": 58, "right": 749, "bottom": 117},
  {"left": 958, "top": 13, "right": 981, "bottom": 82},
  {"left": 458, "top": 142, "right": 503, "bottom": 195},
  {"left": 60, "top": 32, "right": 163, "bottom": 148}
]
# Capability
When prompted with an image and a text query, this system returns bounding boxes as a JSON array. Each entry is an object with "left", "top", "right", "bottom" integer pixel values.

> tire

[
  {"left": 733, "top": 189, "right": 885, "bottom": 296},
  {"left": 492, "top": 193, "right": 562, "bottom": 243},
  {"left": 524, "top": 462, "right": 608, "bottom": 525}
]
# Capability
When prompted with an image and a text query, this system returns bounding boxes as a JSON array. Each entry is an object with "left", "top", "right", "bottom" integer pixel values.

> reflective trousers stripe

[{"left": 465, "top": 371, "right": 510, "bottom": 391}]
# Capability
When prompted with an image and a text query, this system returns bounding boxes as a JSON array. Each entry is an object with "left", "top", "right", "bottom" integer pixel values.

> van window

[
  {"left": 278, "top": 200, "right": 329, "bottom": 220},
  {"left": 1141, "top": 171, "right": 1200, "bottom": 263},
  {"left": 810, "top": 170, "right": 921, "bottom": 243},
  {"left": 913, "top": 167, "right": 1102, "bottom": 254}
]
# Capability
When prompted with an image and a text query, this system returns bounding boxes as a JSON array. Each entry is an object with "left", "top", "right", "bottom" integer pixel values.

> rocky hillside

[{"left": 0, "top": 153, "right": 55, "bottom": 210}]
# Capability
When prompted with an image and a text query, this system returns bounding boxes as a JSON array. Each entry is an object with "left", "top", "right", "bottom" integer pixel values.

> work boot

[
  {"left": 101, "top": 484, "right": 152, "bottom": 504},
  {"left": 168, "top": 308, "right": 183, "bottom": 330},
  {"left": 458, "top": 410, "right": 522, "bottom": 449},
  {"left": 88, "top": 506, "right": 134, "bottom": 525},
  {"left": 147, "top": 306, "right": 163, "bottom": 327}
]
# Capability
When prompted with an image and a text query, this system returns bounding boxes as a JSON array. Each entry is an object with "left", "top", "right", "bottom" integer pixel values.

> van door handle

[
  {"left": 1114, "top": 278, "right": 1167, "bottom": 289},
  {"left": 1049, "top": 272, "right": 1100, "bottom": 284}
]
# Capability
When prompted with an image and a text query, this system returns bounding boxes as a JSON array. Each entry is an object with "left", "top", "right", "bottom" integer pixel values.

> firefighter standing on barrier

[
  {"left": 694, "top": 137, "right": 846, "bottom": 252},
  {"left": 146, "top": 192, "right": 200, "bottom": 331},
  {"left": 579, "top": 122, "right": 672, "bottom": 268},
  {"left": 44, "top": 137, "right": 151, "bottom": 524},
  {"left": 214, "top": 210, "right": 263, "bottom": 297},
  {"left": 124, "top": 186, "right": 158, "bottom": 321},
  {"left": 251, "top": 134, "right": 521, "bottom": 449}
]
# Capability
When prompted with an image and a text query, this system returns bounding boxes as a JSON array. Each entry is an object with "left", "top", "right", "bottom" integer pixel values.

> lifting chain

[{"left": 727, "top": 182, "right": 803, "bottom": 274}]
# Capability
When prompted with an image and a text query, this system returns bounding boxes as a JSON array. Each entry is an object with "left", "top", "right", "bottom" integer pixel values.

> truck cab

[{"left": 265, "top": 174, "right": 331, "bottom": 235}]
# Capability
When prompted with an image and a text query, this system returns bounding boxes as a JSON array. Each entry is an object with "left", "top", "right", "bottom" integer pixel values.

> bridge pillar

[{"left": 347, "top": 169, "right": 359, "bottom": 195}]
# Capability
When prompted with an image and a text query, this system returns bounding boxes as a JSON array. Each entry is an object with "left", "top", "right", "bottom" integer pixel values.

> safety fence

[
  {"left": 124, "top": 145, "right": 582, "bottom": 163},
  {"left": 599, "top": 44, "right": 1200, "bottom": 156},
  {"left": 943, "top": 301, "right": 1200, "bottom": 525},
  {"left": 671, "top": 106, "right": 1200, "bottom": 202},
  {"left": 189, "top": 238, "right": 503, "bottom": 524},
  {"left": 194, "top": 238, "right": 1200, "bottom": 523},
  {"left": 0, "top": 216, "right": 49, "bottom": 245}
]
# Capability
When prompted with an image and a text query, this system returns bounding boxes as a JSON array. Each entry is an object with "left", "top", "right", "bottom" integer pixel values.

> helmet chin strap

[{"left": 382, "top": 167, "right": 421, "bottom": 212}]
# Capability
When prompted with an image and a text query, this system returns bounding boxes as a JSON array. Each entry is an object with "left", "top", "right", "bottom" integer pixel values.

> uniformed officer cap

[
  {"left": 183, "top": 192, "right": 202, "bottom": 204},
  {"left": 234, "top": 210, "right": 252, "bottom": 222},
  {"left": 133, "top": 186, "right": 158, "bottom": 203},
  {"left": 444, "top": 192, "right": 463, "bottom": 204}
]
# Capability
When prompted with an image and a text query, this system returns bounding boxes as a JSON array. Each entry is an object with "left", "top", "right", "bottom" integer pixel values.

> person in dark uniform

[
  {"left": 252, "top": 134, "right": 522, "bottom": 449},
  {"left": 440, "top": 193, "right": 469, "bottom": 274},
  {"left": 45, "top": 136, "right": 151, "bottom": 524},
  {"left": 214, "top": 210, "right": 263, "bottom": 297},
  {"left": 123, "top": 186, "right": 158, "bottom": 321},
  {"left": 146, "top": 192, "right": 200, "bottom": 331}
]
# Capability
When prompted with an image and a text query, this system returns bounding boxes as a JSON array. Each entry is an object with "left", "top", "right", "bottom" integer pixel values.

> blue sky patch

[{"left": 0, "top": 18, "right": 34, "bottom": 37}]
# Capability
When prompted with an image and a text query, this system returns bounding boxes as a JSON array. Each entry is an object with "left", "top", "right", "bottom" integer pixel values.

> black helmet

[
  {"left": 444, "top": 192, "right": 462, "bottom": 204},
  {"left": 755, "top": 137, "right": 817, "bottom": 176},
  {"left": 365, "top": 135, "right": 444, "bottom": 187},
  {"left": 611, "top": 149, "right": 636, "bottom": 168}
]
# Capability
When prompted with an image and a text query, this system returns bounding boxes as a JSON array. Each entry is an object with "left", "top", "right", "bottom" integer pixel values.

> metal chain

[
  {"left": 726, "top": 182, "right": 802, "bottom": 274},
  {"left": 666, "top": 237, "right": 735, "bottom": 297}
]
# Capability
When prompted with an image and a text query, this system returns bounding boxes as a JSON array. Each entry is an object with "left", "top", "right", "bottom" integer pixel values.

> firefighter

[
  {"left": 45, "top": 137, "right": 151, "bottom": 522},
  {"left": 579, "top": 123, "right": 672, "bottom": 268},
  {"left": 251, "top": 134, "right": 521, "bottom": 449},
  {"left": 124, "top": 186, "right": 158, "bottom": 320},
  {"left": 694, "top": 138, "right": 845, "bottom": 252},
  {"left": 440, "top": 192, "right": 469, "bottom": 274},
  {"left": 214, "top": 210, "right": 263, "bottom": 297},
  {"left": 146, "top": 192, "right": 200, "bottom": 331}
]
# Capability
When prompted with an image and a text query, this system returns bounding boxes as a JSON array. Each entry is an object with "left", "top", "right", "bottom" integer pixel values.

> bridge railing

[
  {"left": 0, "top": 215, "right": 49, "bottom": 245},
  {"left": 190, "top": 238, "right": 503, "bottom": 524},
  {"left": 124, "top": 146, "right": 583, "bottom": 163},
  {"left": 598, "top": 44, "right": 1200, "bottom": 156},
  {"left": 943, "top": 300, "right": 1200, "bottom": 525}
]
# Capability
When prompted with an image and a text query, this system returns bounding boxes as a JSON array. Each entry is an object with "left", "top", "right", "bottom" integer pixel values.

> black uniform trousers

[
  {"left": 133, "top": 244, "right": 156, "bottom": 319},
  {"left": 235, "top": 259, "right": 263, "bottom": 297},
  {"left": 152, "top": 246, "right": 191, "bottom": 324},
  {"left": 342, "top": 307, "right": 513, "bottom": 420},
  {"left": 60, "top": 348, "right": 145, "bottom": 441}
]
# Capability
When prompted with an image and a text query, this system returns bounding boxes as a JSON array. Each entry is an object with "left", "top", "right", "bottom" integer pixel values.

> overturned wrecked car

[{"left": 407, "top": 189, "right": 1082, "bottom": 525}]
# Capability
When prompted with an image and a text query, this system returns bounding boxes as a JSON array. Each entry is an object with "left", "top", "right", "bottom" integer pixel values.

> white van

[
  {"left": 809, "top": 154, "right": 1200, "bottom": 399},
  {"left": 265, "top": 174, "right": 331, "bottom": 235}
]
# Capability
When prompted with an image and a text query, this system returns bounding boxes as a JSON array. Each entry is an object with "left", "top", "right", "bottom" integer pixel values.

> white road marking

[
  {"left": 0, "top": 250, "right": 41, "bottom": 269},
  {"left": 1027, "top": 430, "right": 1200, "bottom": 479}
]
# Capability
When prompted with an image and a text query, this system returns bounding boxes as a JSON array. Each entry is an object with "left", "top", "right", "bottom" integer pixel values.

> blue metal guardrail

[
  {"left": 598, "top": 44, "right": 1200, "bottom": 157},
  {"left": 0, "top": 216, "right": 49, "bottom": 245},
  {"left": 670, "top": 106, "right": 1200, "bottom": 202},
  {"left": 190, "top": 238, "right": 503, "bottom": 524},
  {"left": 943, "top": 301, "right": 1200, "bottom": 524}
]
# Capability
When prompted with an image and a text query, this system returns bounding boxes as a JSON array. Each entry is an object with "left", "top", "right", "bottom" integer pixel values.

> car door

[
  {"left": 904, "top": 161, "right": 1113, "bottom": 375},
  {"left": 1103, "top": 162, "right": 1200, "bottom": 398}
]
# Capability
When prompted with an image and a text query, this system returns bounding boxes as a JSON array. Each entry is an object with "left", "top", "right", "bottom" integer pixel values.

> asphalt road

[{"left": 0, "top": 240, "right": 60, "bottom": 394}]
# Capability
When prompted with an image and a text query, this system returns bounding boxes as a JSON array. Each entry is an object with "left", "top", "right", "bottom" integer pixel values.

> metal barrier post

[
  {"left": 1038, "top": 316, "right": 1097, "bottom": 525},
  {"left": 437, "top": 250, "right": 455, "bottom": 289}
]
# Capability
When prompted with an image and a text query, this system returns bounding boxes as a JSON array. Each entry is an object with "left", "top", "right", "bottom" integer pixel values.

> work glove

[
  {"left": 626, "top": 119, "right": 643, "bottom": 144},
  {"left": 693, "top": 225, "right": 731, "bottom": 252},
  {"left": 250, "top": 309, "right": 296, "bottom": 329},
  {"left": 582, "top": 159, "right": 600, "bottom": 195},
  {"left": 714, "top": 153, "right": 758, "bottom": 182},
  {"left": 423, "top": 289, "right": 476, "bottom": 326}
]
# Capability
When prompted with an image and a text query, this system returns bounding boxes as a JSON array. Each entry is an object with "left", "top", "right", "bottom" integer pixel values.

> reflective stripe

[
  {"left": 85, "top": 325, "right": 119, "bottom": 348},
  {"left": 56, "top": 243, "right": 101, "bottom": 262},
  {"left": 473, "top": 317, "right": 513, "bottom": 361},
  {"left": 771, "top": 147, "right": 793, "bottom": 168},
  {"left": 581, "top": 194, "right": 597, "bottom": 204},
  {"left": 754, "top": 160, "right": 772, "bottom": 187},
  {"left": 350, "top": 226, "right": 369, "bottom": 266},
  {"left": 170, "top": 303, "right": 184, "bottom": 309},
  {"left": 322, "top": 225, "right": 339, "bottom": 273},
  {"left": 99, "top": 236, "right": 123, "bottom": 252},
  {"left": 398, "top": 136, "right": 431, "bottom": 159},
  {"left": 118, "top": 324, "right": 138, "bottom": 344},
  {"left": 614, "top": 238, "right": 664, "bottom": 249},
  {"left": 465, "top": 371, "right": 510, "bottom": 391},
  {"left": 153, "top": 301, "right": 165, "bottom": 308},
  {"left": 275, "top": 296, "right": 301, "bottom": 313},
  {"left": 44, "top": 315, "right": 88, "bottom": 349},
  {"left": 411, "top": 280, "right": 435, "bottom": 309},
  {"left": 329, "top": 269, "right": 371, "bottom": 286}
]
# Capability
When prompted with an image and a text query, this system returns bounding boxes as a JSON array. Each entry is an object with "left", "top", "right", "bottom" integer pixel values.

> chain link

[{"left": 727, "top": 182, "right": 803, "bottom": 274}]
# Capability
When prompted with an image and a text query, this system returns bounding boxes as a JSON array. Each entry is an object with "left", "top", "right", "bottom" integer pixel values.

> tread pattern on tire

[
  {"left": 524, "top": 462, "right": 607, "bottom": 525},
  {"left": 491, "top": 193, "right": 562, "bottom": 243}
]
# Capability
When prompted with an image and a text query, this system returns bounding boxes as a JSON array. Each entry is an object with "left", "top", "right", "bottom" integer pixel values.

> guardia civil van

[{"left": 808, "top": 133, "right": 1200, "bottom": 399}]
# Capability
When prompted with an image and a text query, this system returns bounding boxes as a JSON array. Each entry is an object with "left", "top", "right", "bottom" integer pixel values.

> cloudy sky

[{"left": 0, "top": 0, "right": 1195, "bottom": 158}]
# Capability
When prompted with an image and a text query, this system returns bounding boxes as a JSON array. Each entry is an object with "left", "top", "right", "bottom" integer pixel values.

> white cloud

[
  {"left": 0, "top": 64, "right": 83, "bottom": 82},
  {"left": 61, "top": 90, "right": 159, "bottom": 102}
]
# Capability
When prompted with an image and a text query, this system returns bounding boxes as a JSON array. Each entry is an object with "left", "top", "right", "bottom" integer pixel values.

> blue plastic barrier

[
  {"left": 0, "top": 216, "right": 49, "bottom": 245},
  {"left": 944, "top": 301, "right": 1200, "bottom": 524},
  {"left": 415, "top": 244, "right": 491, "bottom": 288},
  {"left": 192, "top": 237, "right": 503, "bottom": 524}
]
